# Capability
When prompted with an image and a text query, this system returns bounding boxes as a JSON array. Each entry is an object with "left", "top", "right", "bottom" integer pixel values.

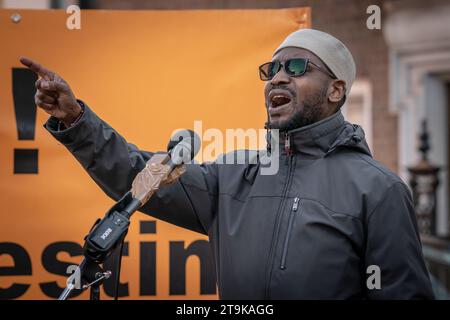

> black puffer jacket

[{"left": 45, "top": 101, "right": 434, "bottom": 299}]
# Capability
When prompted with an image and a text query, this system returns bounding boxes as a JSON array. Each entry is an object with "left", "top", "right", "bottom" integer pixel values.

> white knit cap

[{"left": 274, "top": 29, "right": 356, "bottom": 95}]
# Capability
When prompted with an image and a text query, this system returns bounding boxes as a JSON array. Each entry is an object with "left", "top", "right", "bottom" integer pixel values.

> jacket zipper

[
  {"left": 264, "top": 133, "right": 295, "bottom": 299},
  {"left": 280, "top": 197, "right": 300, "bottom": 270},
  {"left": 285, "top": 133, "right": 292, "bottom": 156}
]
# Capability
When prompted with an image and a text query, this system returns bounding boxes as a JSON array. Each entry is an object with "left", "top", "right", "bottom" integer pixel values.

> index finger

[{"left": 19, "top": 57, "right": 54, "bottom": 80}]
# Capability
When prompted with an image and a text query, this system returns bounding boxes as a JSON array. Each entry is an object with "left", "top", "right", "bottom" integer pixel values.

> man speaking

[{"left": 21, "top": 29, "right": 434, "bottom": 299}]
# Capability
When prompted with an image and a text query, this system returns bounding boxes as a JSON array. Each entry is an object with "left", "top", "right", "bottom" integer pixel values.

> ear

[{"left": 328, "top": 79, "right": 346, "bottom": 103}]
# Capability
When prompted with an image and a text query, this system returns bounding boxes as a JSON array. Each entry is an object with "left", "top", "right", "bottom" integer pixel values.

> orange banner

[{"left": 0, "top": 8, "right": 310, "bottom": 299}]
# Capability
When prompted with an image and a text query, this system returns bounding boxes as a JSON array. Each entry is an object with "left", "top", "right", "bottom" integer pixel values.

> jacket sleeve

[
  {"left": 364, "top": 181, "right": 435, "bottom": 299},
  {"left": 44, "top": 101, "right": 217, "bottom": 235}
]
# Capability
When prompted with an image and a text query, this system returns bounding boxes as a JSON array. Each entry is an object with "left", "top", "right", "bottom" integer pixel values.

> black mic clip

[{"left": 83, "top": 192, "right": 133, "bottom": 263}]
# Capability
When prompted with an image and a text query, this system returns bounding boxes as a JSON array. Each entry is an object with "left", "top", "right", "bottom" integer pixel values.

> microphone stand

[{"left": 58, "top": 153, "right": 177, "bottom": 300}]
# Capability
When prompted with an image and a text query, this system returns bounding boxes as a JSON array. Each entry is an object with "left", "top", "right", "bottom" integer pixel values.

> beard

[{"left": 269, "top": 86, "right": 328, "bottom": 132}]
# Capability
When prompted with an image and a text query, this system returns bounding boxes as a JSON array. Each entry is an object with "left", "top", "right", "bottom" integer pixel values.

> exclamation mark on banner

[{"left": 12, "top": 68, "right": 38, "bottom": 174}]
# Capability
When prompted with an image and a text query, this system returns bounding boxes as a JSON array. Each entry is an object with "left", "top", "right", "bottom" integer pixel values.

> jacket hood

[{"left": 276, "top": 110, "right": 372, "bottom": 158}]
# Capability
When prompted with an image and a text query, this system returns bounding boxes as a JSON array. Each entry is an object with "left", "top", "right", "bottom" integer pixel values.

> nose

[{"left": 269, "top": 65, "right": 290, "bottom": 85}]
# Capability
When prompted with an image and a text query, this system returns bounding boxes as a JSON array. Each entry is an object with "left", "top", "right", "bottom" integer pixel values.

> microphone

[
  {"left": 59, "top": 131, "right": 201, "bottom": 300},
  {"left": 83, "top": 130, "right": 200, "bottom": 261},
  {"left": 127, "top": 129, "right": 200, "bottom": 213}
]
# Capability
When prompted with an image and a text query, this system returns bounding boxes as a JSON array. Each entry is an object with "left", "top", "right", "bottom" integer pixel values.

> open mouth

[{"left": 269, "top": 93, "right": 292, "bottom": 108}]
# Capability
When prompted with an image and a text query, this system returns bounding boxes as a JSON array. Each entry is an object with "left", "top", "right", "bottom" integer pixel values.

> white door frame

[{"left": 384, "top": 5, "right": 450, "bottom": 236}]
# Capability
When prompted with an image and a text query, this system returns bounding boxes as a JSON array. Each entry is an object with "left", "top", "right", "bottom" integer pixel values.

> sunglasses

[{"left": 259, "top": 58, "right": 336, "bottom": 81}]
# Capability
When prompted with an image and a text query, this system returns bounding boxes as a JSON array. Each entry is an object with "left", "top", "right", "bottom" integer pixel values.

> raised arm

[{"left": 20, "top": 57, "right": 218, "bottom": 235}]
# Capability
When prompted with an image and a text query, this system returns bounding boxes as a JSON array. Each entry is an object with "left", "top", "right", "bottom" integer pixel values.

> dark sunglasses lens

[
  {"left": 259, "top": 63, "right": 270, "bottom": 80},
  {"left": 286, "top": 59, "right": 307, "bottom": 76},
  {"left": 259, "top": 61, "right": 280, "bottom": 80},
  {"left": 269, "top": 61, "right": 280, "bottom": 79}
]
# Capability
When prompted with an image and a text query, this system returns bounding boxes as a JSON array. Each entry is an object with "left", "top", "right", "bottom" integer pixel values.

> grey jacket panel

[{"left": 45, "top": 102, "right": 434, "bottom": 300}]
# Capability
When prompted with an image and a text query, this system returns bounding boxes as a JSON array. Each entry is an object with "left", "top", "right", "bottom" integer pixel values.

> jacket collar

[{"left": 279, "top": 111, "right": 346, "bottom": 158}]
